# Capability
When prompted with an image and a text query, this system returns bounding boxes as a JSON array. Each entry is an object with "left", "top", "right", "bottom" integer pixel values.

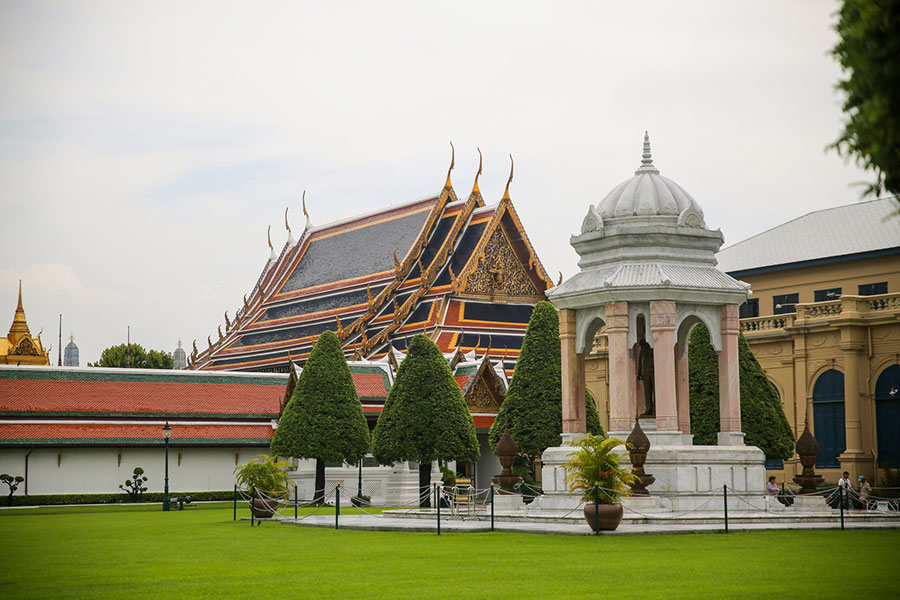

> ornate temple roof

[
  {"left": 1, "top": 282, "right": 50, "bottom": 366},
  {"left": 192, "top": 152, "right": 553, "bottom": 375},
  {"left": 63, "top": 334, "right": 79, "bottom": 367}
]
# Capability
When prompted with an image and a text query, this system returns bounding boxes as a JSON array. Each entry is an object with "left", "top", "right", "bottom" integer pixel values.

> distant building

[
  {"left": 63, "top": 334, "right": 79, "bottom": 367},
  {"left": 0, "top": 282, "right": 50, "bottom": 366},
  {"left": 172, "top": 340, "right": 187, "bottom": 369},
  {"left": 717, "top": 197, "right": 900, "bottom": 484}
]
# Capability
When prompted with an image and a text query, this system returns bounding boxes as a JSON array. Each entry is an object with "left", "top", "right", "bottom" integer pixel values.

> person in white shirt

[{"left": 838, "top": 471, "right": 852, "bottom": 509}]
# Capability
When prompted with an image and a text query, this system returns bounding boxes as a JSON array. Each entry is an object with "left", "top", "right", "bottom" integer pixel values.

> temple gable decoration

[{"left": 1, "top": 281, "right": 50, "bottom": 366}]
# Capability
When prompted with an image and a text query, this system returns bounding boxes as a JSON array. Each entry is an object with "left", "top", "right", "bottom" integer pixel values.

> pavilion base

[{"left": 533, "top": 425, "right": 767, "bottom": 513}]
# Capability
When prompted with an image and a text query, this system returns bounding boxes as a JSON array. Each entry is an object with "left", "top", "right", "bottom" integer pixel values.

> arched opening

[
  {"left": 764, "top": 381, "right": 784, "bottom": 470},
  {"left": 812, "top": 370, "right": 845, "bottom": 468},
  {"left": 875, "top": 365, "right": 900, "bottom": 467}
]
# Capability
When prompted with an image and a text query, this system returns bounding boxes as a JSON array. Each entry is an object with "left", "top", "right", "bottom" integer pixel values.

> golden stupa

[{"left": 0, "top": 281, "right": 50, "bottom": 366}]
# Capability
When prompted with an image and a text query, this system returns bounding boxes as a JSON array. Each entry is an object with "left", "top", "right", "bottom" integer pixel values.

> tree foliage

[
  {"left": 489, "top": 301, "right": 603, "bottom": 458},
  {"left": 1, "top": 473, "right": 24, "bottom": 505},
  {"left": 372, "top": 334, "right": 480, "bottom": 466},
  {"left": 831, "top": 0, "right": 900, "bottom": 199},
  {"left": 688, "top": 323, "right": 794, "bottom": 460},
  {"left": 89, "top": 344, "right": 174, "bottom": 369},
  {"left": 119, "top": 467, "right": 148, "bottom": 501},
  {"left": 270, "top": 331, "right": 370, "bottom": 466}
]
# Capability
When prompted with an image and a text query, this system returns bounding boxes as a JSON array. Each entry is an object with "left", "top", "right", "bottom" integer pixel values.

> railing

[{"left": 740, "top": 292, "right": 900, "bottom": 334}]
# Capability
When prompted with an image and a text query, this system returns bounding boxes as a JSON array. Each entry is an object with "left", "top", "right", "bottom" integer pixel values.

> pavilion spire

[{"left": 635, "top": 130, "right": 660, "bottom": 175}]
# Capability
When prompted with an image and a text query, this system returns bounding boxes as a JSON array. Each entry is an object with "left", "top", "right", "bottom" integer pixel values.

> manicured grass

[{"left": 1, "top": 505, "right": 897, "bottom": 599}]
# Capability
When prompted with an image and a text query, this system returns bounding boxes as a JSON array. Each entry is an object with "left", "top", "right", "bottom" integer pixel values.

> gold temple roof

[{"left": 1, "top": 281, "right": 50, "bottom": 365}]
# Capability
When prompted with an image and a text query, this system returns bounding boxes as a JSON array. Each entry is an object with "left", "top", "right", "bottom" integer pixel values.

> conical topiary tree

[
  {"left": 688, "top": 322, "right": 794, "bottom": 459},
  {"left": 372, "top": 334, "right": 480, "bottom": 507},
  {"left": 489, "top": 301, "right": 604, "bottom": 460},
  {"left": 270, "top": 330, "right": 370, "bottom": 504}
]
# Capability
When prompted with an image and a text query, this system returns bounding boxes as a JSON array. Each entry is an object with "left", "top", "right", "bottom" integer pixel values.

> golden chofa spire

[
  {"left": 471, "top": 147, "right": 483, "bottom": 196},
  {"left": 445, "top": 141, "right": 455, "bottom": 189},
  {"left": 502, "top": 154, "right": 514, "bottom": 201},
  {"left": 8, "top": 280, "right": 31, "bottom": 346}
]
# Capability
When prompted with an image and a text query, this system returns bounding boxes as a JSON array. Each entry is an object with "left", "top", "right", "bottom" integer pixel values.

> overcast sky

[{"left": 0, "top": 1, "right": 874, "bottom": 366}]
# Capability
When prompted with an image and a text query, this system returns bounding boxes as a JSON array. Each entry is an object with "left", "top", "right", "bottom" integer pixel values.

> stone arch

[
  {"left": 675, "top": 304, "right": 721, "bottom": 354},
  {"left": 575, "top": 305, "right": 606, "bottom": 355}
]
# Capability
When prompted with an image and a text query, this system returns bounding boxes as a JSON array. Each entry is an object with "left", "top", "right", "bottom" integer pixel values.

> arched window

[
  {"left": 875, "top": 365, "right": 900, "bottom": 467},
  {"left": 812, "top": 370, "right": 845, "bottom": 468}
]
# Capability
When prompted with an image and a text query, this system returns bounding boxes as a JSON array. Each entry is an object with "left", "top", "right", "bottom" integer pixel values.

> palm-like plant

[
  {"left": 564, "top": 435, "right": 637, "bottom": 504},
  {"left": 234, "top": 454, "right": 294, "bottom": 499}
]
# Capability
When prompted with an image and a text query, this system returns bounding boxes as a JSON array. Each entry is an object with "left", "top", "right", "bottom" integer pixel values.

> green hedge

[{"left": 7, "top": 490, "right": 235, "bottom": 507}]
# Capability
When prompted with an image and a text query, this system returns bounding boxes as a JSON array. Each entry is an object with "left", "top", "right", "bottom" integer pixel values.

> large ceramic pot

[
  {"left": 583, "top": 503, "right": 624, "bottom": 531},
  {"left": 251, "top": 497, "right": 279, "bottom": 519}
]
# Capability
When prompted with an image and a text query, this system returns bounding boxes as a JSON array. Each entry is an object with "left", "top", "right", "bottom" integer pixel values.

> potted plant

[
  {"left": 235, "top": 454, "right": 294, "bottom": 518},
  {"left": 564, "top": 434, "right": 637, "bottom": 531}
]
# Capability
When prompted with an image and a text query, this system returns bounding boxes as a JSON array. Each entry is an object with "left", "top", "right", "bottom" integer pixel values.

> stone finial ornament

[
  {"left": 792, "top": 420, "right": 824, "bottom": 494},
  {"left": 492, "top": 420, "right": 522, "bottom": 493},
  {"left": 626, "top": 419, "right": 655, "bottom": 496}
]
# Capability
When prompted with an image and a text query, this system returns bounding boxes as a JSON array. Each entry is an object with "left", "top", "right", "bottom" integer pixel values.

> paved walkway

[{"left": 272, "top": 509, "right": 900, "bottom": 536}]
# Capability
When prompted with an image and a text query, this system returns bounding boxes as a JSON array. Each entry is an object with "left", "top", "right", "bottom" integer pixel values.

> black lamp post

[{"left": 162, "top": 422, "right": 172, "bottom": 511}]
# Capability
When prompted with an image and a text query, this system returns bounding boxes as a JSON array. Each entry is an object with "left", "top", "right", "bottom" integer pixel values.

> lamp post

[{"left": 162, "top": 422, "right": 172, "bottom": 511}]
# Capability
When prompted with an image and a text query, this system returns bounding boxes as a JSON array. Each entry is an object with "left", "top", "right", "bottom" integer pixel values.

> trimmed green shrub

[
  {"left": 489, "top": 301, "right": 604, "bottom": 459},
  {"left": 688, "top": 323, "right": 794, "bottom": 459},
  {"left": 8, "top": 490, "right": 235, "bottom": 507},
  {"left": 119, "top": 467, "right": 148, "bottom": 500},
  {"left": 372, "top": 334, "right": 480, "bottom": 507},
  {"left": 270, "top": 330, "right": 370, "bottom": 504}
]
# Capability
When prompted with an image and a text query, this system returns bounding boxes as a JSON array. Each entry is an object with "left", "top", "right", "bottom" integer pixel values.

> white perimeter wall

[{"left": 0, "top": 446, "right": 266, "bottom": 495}]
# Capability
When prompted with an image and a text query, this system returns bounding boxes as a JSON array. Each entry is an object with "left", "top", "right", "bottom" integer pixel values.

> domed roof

[{"left": 582, "top": 132, "right": 706, "bottom": 233}]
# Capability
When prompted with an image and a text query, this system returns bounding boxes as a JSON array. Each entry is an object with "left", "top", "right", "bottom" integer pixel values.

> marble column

[
  {"left": 717, "top": 304, "right": 743, "bottom": 445},
  {"left": 650, "top": 301, "right": 678, "bottom": 431},
  {"left": 606, "top": 302, "right": 632, "bottom": 432},
  {"left": 676, "top": 347, "right": 691, "bottom": 435},
  {"left": 560, "top": 309, "right": 585, "bottom": 435}
]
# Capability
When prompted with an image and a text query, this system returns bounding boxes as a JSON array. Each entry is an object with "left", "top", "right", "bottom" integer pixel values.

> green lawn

[{"left": 1, "top": 504, "right": 897, "bottom": 599}]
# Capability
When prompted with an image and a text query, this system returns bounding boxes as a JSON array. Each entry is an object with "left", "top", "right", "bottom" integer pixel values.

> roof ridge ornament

[
  {"left": 267, "top": 225, "right": 275, "bottom": 261},
  {"left": 502, "top": 154, "right": 514, "bottom": 201},
  {"left": 284, "top": 207, "right": 295, "bottom": 245},
  {"left": 472, "top": 147, "right": 483, "bottom": 195},
  {"left": 301, "top": 190, "right": 312, "bottom": 229},
  {"left": 445, "top": 141, "right": 455, "bottom": 189},
  {"left": 635, "top": 130, "right": 659, "bottom": 175}
]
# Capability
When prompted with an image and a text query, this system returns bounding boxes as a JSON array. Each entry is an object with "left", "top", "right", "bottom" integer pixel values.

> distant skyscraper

[
  {"left": 173, "top": 339, "right": 187, "bottom": 369},
  {"left": 63, "top": 334, "right": 80, "bottom": 367}
]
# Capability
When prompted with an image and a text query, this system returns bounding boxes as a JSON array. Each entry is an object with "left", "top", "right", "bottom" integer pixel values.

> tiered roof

[
  {"left": 192, "top": 154, "right": 553, "bottom": 375},
  {"left": 1, "top": 282, "right": 50, "bottom": 366}
]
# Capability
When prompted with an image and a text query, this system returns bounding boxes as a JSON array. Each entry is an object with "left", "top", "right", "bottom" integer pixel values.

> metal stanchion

[
  {"left": 723, "top": 483, "right": 728, "bottom": 534},
  {"left": 839, "top": 488, "right": 845, "bottom": 530},
  {"left": 294, "top": 486, "right": 298, "bottom": 520},
  {"left": 435, "top": 483, "right": 441, "bottom": 536},
  {"left": 251, "top": 490, "right": 255, "bottom": 527},
  {"left": 335, "top": 483, "right": 340, "bottom": 530},
  {"left": 233, "top": 485, "right": 237, "bottom": 521},
  {"left": 490, "top": 483, "right": 495, "bottom": 532},
  {"left": 594, "top": 486, "right": 600, "bottom": 536}
]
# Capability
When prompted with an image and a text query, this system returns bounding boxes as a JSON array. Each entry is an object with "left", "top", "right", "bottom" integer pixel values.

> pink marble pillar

[
  {"left": 560, "top": 309, "right": 586, "bottom": 434},
  {"left": 606, "top": 302, "right": 632, "bottom": 432},
  {"left": 650, "top": 301, "right": 678, "bottom": 431},
  {"left": 718, "top": 304, "right": 741, "bottom": 435},
  {"left": 676, "top": 347, "right": 691, "bottom": 434}
]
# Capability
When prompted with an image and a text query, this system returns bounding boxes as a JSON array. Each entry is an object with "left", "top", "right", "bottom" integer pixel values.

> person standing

[
  {"left": 858, "top": 476, "right": 872, "bottom": 510},
  {"left": 838, "top": 471, "right": 852, "bottom": 509}
]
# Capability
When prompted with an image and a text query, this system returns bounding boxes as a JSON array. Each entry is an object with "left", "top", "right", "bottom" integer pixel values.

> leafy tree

[
  {"left": 688, "top": 323, "right": 794, "bottom": 460},
  {"left": 489, "top": 301, "right": 603, "bottom": 460},
  {"left": 372, "top": 334, "right": 480, "bottom": 507},
  {"left": 270, "top": 331, "right": 369, "bottom": 505},
  {"left": 831, "top": 0, "right": 900, "bottom": 200},
  {"left": 1, "top": 473, "right": 24, "bottom": 505},
  {"left": 88, "top": 344, "right": 174, "bottom": 369},
  {"left": 119, "top": 467, "right": 148, "bottom": 501}
]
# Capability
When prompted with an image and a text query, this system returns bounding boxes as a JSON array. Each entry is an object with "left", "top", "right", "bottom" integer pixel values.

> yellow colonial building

[
  {"left": 585, "top": 197, "right": 900, "bottom": 485},
  {"left": 1, "top": 282, "right": 50, "bottom": 366}
]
